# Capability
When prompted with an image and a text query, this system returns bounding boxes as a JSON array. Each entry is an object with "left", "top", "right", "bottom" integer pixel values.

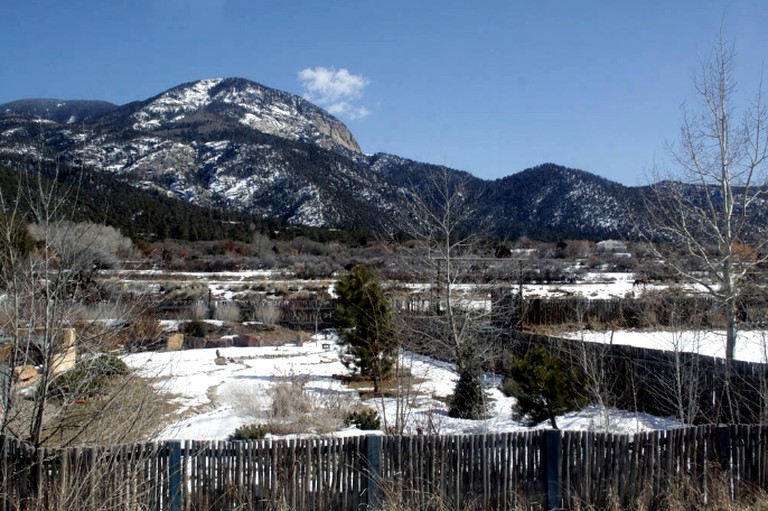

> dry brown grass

[
  {"left": 340, "top": 374, "right": 429, "bottom": 401},
  {"left": 373, "top": 463, "right": 768, "bottom": 511},
  {"left": 6, "top": 373, "right": 176, "bottom": 447},
  {"left": 651, "top": 465, "right": 768, "bottom": 511},
  {"left": 214, "top": 302, "right": 241, "bottom": 322},
  {"left": 373, "top": 479, "right": 535, "bottom": 511},
  {"left": 223, "top": 370, "right": 356, "bottom": 436}
]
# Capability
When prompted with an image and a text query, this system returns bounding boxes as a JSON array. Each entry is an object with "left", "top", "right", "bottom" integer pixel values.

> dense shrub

[
  {"left": 229, "top": 423, "right": 268, "bottom": 441},
  {"left": 88, "top": 354, "right": 130, "bottom": 377},
  {"left": 503, "top": 347, "right": 589, "bottom": 429},
  {"left": 344, "top": 407, "right": 381, "bottom": 430},
  {"left": 333, "top": 265, "right": 396, "bottom": 392},
  {"left": 48, "top": 354, "right": 129, "bottom": 400},
  {"left": 449, "top": 366, "right": 489, "bottom": 420},
  {"left": 184, "top": 319, "right": 208, "bottom": 338}
]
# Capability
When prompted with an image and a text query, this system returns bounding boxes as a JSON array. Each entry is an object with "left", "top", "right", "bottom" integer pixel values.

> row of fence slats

[
  {"left": 735, "top": 425, "right": 768, "bottom": 490},
  {"left": 1, "top": 441, "right": 174, "bottom": 511},
  {"left": 376, "top": 432, "right": 547, "bottom": 510},
  {"left": 5, "top": 427, "right": 768, "bottom": 511},
  {"left": 518, "top": 296, "right": 720, "bottom": 328},
  {"left": 559, "top": 425, "right": 741, "bottom": 509},
  {"left": 178, "top": 437, "right": 367, "bottom": 511}
]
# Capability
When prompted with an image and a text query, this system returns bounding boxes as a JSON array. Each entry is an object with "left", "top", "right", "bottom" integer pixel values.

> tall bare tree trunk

[{"left": 645, "top": 35, "right": 768, "bottom": 365}]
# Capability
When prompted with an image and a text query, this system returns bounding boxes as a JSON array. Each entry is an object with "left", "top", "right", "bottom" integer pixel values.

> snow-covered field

[
  {"left": 119, "top": 270, "right": 765, "bottom": 441},
  {"left": 124, "top": 332, "right": 685, "bottom": 442}
]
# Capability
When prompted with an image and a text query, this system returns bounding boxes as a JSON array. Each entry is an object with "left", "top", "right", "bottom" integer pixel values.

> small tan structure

[
  {"left": 51, "top": 328, "right": 77, "bottom": 375},
  {"left": 13, "top": 365, "right": 39, "bottom": 387},
  {"left": 2, "top": 328, "right": 78, "bottom": 390}
]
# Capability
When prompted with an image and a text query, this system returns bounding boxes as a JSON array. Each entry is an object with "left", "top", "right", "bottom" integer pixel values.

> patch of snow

[
  {"left": 123, "top": 333, "right": 683, "bottom": 441},
  {"left": 566, "top": 329, "right": 768, "bottom": 363}
]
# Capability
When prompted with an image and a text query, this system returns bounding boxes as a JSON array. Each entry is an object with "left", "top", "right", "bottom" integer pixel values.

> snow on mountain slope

[
  {"left": 0, "top": 79, "right": 649, "bottom": 238},
  {"left": 130, "top": 78, "right": 361, "bottom": 154}
]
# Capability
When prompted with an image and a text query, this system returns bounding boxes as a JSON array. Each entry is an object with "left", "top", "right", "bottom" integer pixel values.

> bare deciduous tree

[
  {"left": 0, "top": 166, "right": 162, "bottom": 447},
  {"left": 397, "top": 168, "right": 494, "bottom": 420},
  {"left": 646, "top": 36, "right": 768, "bottom": 362}
]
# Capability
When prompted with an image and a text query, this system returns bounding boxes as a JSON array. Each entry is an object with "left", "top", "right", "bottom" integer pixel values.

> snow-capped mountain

[
  {"left": 0, "top": 78, "right": 644, "bottom": 239},
  {"left": 120, "top": 78, "right": 360, "bottom": 154}
]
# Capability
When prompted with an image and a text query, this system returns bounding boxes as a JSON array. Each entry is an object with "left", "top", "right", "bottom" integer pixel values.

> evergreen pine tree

[
  {"left": 448, "top": 353, "right": 489, "bottom": 420},
  {"left": 333, "top": 265, "right": 396, "bottom": 392},
  {"left": 504, "top": 347, "right": 589, "bottom": 429}
]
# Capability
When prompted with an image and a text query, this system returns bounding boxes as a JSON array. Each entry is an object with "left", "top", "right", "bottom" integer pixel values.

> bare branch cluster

[{"left": 646, "top": 36, "right": 768, "bottom": 362}]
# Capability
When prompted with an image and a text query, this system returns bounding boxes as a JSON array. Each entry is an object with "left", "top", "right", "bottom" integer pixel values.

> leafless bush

[
  {"left": 287, "top": 236, "right": 330, "bottom": 256},
  {"left": 223, "top": 372, "right": 354, "bottom": 436},
  {"left": 251, "top": 299, "right": 282, "bottom": 325},
  {"left": 257, "top": 252, "right": 278, "bottom": 269},
  {"left": 291, "top": 258, "right": 337, "bottom": 278},
  {"left": 207, "top": 256, "right": 242, "bottom": 272},
  {"left": 188, "top": 301, "right": 208, "bottom": 321},
  {"left": 266, "top": 373, "right": 355, "bottom": 434},
  {"left": 269, "top": 373, "right": 315, "bottom": 418},
  {"left": 29, "top": 221, "right": 134, "bottom": 270},
  {"left": 213, "top": 302, "right": 241, "bottom": 322},
  {"left": 313, "top": 387, "right": 358, "bottom": 431},
  {"left": 223, "top": 382, "right": 268, "bottom": 420},
  {"left": 74, "top": 301, "right": 132, "bottom": 323},
  {"left": 163, "top": 281, "right": 209, "bottom": 302},
  {"left": 411, "top": 408, "right": 445, "bottom": 436}
]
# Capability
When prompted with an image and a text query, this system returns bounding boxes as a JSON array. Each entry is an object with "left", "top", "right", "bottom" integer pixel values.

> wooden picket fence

[{"left": 2, "top": 425, "right": 768, "bottom": 511}]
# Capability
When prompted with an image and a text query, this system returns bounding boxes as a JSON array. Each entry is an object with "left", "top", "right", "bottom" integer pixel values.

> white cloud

[
  {"left": 298, "top": 67, "right": 371, "bottom": 120},
  {"left": 326, "top": 102, "right": 371, "bottom": 120}
]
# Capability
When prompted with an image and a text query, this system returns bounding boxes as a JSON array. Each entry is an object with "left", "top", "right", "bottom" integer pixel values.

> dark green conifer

[
  {"left": 333, "top": 265, "right": 396, "bottom": 392},
  {"left": 504, "top": 347, "right": 589, "bottom": 429}
]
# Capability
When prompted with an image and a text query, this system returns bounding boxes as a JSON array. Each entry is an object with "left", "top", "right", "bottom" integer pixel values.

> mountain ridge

[
  {"left": 0, "top": 98, "right": 119, "bottom": 124},
  {"left": 0, "top": 78, "right": 643, "bottom": 240}
]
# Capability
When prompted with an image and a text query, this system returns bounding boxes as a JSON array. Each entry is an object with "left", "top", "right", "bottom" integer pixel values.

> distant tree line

[{"left": 0, "top": 162, "right": 373, "bottom": 245}]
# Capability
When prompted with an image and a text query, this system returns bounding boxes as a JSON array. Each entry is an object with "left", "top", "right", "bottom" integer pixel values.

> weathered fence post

[
  {"left": 545, "top": 429, "right": 562, "bottom": 510},
  {"left": 168, "top": 441, "right": 182, "bottom": 511},
  {"left": 365, "top": 435, "right": 382, "bottom": 510},
  {"left": 717, "top": 425, "right": 734, "bottom": 499},
  {"left": 717, "top": 425, "right": 731, "bottom": 471}
]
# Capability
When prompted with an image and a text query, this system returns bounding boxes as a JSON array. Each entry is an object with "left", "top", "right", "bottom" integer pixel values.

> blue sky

[{"left": 1, "top": 0, "right": 766, "bottom": 185}]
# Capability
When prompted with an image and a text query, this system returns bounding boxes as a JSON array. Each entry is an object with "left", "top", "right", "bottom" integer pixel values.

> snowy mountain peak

[
  {"left": 133, "top": 78, "right": 224, "bottom": 127},
  {"left": 132, "top": 78, "right": 361, "bottom": 154}
]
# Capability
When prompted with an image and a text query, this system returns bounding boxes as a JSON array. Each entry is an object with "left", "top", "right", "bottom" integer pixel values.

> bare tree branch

[{"left": 645, "top": 37, "right": 768, "bottom": 367}]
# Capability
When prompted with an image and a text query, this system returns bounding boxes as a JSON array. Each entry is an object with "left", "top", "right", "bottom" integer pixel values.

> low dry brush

[{"left": 224, "top": 371, "right": 357, "bottom": 436}]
